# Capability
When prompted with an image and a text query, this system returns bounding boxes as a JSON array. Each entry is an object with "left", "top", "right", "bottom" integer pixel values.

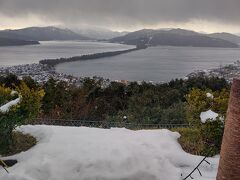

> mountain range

[
  {"left": 0, "top": 26, "right": 90, "bottom": 41},
  {"left": 110, "top": 29, "right": 240, "bottom": 48},
  {"left": 0, "top": 26, "right": 239, "bottom": 48},
  {"left": 207, "top": 32, "right": 240, "bottom": 44}
]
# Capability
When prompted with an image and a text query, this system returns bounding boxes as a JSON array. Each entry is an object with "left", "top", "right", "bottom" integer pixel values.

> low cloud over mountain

[{"left": 0, "top": 0, "right": 240, "bottom": 32}]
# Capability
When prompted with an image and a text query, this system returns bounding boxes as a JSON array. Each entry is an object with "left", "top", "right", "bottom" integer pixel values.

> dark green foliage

[
  {"left": 185, "top": 86, "right": 229, "bottom": 156},
  {"left": 0, "top": 81, "right": 44, "bottom": 154},
  {"left": 40, "top": 76, "right": 229, "bottom": 125},
  {"left": 0, "top": 74, "right": 230, "bottom": 156},
  {"left": 22, "top": 76, "right": 39, "bottom": 90},
  {"left": 159, "top": 102, "right": 187, "bottom": 124},
  {"left": 0, "top": 74, "right": 221, "bottom": 136},
  {"left": 200, "top": 120, "right": 224, "bottom": 156},
  {"left": 1, "top": 74, "right": 229, "bottom": 131},
  {"left": 175, "top": 122, "right": 224, "bottom": 157},
  {"left": 0, "top": 74, "right": 20, "bottom": 88},
  {"left": 168, "top": 76, "right": 229, "bottom": 95}
]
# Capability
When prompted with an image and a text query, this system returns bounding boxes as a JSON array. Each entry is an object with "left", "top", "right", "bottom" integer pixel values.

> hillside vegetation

[
  {"left": 111, "top": 29, "right": 239, "bottom": 48},
  {"left": 0, "top": 74, "right": 230, "bottom": 156}
]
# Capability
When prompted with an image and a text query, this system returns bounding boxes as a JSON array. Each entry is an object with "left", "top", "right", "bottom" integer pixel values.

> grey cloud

[{"left": 0, "top": 0, "right": 239, "bottom": 29}]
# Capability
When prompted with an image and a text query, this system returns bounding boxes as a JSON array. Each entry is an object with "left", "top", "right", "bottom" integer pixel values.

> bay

[
  {"left": 56, "top": 46, "right": 240, "bottom": 82},
  {"left": 0, "top": 41, "right": 134, "bottom": 67},
  {"left": 1, "top": 41, "right": 240, "bottom": 82}
]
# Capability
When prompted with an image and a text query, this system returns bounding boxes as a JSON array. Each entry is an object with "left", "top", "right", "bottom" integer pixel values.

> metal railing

[
  {"left": 31, "top": 118, "right": 190, "bottom": 129},
  {"left": 182, "top": 156, "right": 211, "bottom": 180}
]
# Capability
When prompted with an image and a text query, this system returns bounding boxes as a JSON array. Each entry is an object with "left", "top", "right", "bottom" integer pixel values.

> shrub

[
  {"left": 184, "top": 88, "right": 228, "bottom": 156},
  {"left": 174, "top": 128, "right": 205, "bottom": 156},
  {"left": 175, "top": 124, "right": 223, "bottom": 156},
  {"left": 0, "top": 86, "right": 12, "bottom": 105},
  {"left": 0, "top": 82, "right": 44, "bottom": 154},
  {"left": 186, "top": 88, "right": 213, "bottom": 126},
  {"left": 200, "top": 120, "right": 224, "bottom": 156}
]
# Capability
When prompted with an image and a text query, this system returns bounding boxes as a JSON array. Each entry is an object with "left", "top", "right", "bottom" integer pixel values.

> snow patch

[
  {"left": 200, "top": 110, "right": 219, "bottom": 123},
  {"left": 206, "top": 93, "right": 214, "bottom": 99},
  {"left": 0, "top": 125, "right": 219, "bottom": 180},
  {"left": 10, "top": 91, "right": 18, "bottom": 96},
  {"left": 0, "top": 97, "right": 21, "bottom": 113}
]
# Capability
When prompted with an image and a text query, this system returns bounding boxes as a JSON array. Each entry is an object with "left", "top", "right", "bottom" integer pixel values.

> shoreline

[
  {"left": 186, "top": 60, "right": 240, "bottom": 82},
  {"left": 0, "top": 45, "right": 147, "bottom": 84},
  {"left": 0, "top": 60, "right": 240, "bottom": 85},
  {"left": 0, "top": 43, "right": 239, "bottom": 84}
]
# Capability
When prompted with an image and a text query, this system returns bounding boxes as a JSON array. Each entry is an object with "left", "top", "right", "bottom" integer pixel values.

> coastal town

[
  {"left": 0, "top": 63, "right": 81, "bottom": 84},
  {"left": 187, "top": 60, "right": 240, "bottom": 82},
  {"left": 1, "top": 60, "right": 240, "bottom": 84}
]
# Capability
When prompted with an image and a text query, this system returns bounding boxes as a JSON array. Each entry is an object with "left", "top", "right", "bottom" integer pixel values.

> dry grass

[
  {"left": 172, "top": 127, "right": 205, "bottom": 156},
  {"left": 1, "top": 131, "right": 37, "bottom": 156}
]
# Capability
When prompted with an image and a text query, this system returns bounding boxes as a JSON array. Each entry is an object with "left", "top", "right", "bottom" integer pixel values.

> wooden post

[{"left": 217, "top": 78, "right": 240, "bottom": 180}]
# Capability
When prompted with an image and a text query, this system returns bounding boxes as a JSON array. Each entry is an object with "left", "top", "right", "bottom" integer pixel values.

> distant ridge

[
  {"left": 110, "top": 28, "right": 239, "bottom": 48},
  {"left": 207, "top": 32, "right": 240, "bottom": 44},
  {"left": 0, "top": 37, "right": 39, "bottom": 46},
  {"left": 0, "top": 26, "right": 90, "bottom": 41}
]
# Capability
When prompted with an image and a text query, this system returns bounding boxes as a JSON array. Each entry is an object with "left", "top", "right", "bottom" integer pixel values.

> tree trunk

[{"left": 217, "top": 78, "right": 240, "bottom": 180}]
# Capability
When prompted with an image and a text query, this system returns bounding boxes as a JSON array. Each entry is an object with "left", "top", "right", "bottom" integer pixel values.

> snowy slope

[{"left": 0, "top": 126, "right": 219, "bottom": 180}]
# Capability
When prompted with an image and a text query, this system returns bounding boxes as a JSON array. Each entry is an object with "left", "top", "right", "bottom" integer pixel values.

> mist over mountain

[
  {"left": 110, "top": 29, "right": 239, "bottom": 48},
  {"left": 72, "top": 28, "right": 128, "bottom": 40},
  {"left": 0, "top": 27, "right": 90, "bottom": 41}
]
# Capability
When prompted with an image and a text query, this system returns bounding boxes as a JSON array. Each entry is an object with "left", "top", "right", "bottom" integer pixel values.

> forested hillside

[
  {"left": 111, "top": 29, "right": 239, "bottom": 48},
  {"left": 0, "top": 74, "right": 229, "bottom": 124}
]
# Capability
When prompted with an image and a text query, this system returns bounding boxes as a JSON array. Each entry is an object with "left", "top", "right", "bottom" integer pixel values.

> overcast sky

[{"left": 0, "top": 0, "right": 240, "bottom": 33}]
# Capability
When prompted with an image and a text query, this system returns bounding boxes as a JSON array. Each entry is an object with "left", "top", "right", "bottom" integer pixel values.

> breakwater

[{"left": 39, "top": 45, "right": 146, "bottom": 66}]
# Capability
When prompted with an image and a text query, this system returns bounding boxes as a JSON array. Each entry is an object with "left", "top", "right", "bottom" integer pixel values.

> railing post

[{"left": 217, "top": 78, "right": 240, "bottom": 180}]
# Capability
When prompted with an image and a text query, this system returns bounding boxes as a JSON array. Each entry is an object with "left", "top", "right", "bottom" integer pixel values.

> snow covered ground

[{"left": 0, "top": 125, "right": 219, "bottom": 180}]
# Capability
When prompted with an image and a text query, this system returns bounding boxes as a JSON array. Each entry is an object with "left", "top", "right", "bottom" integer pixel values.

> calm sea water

[
  {"left": 56, "top": 46, "right": 240, "bottom": 82},
  {"left": 1, "top": 41, "right": 240, "bottom": 82},
  {"left": 0, "top": 41, "right": 134, "bottom": 67}
]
